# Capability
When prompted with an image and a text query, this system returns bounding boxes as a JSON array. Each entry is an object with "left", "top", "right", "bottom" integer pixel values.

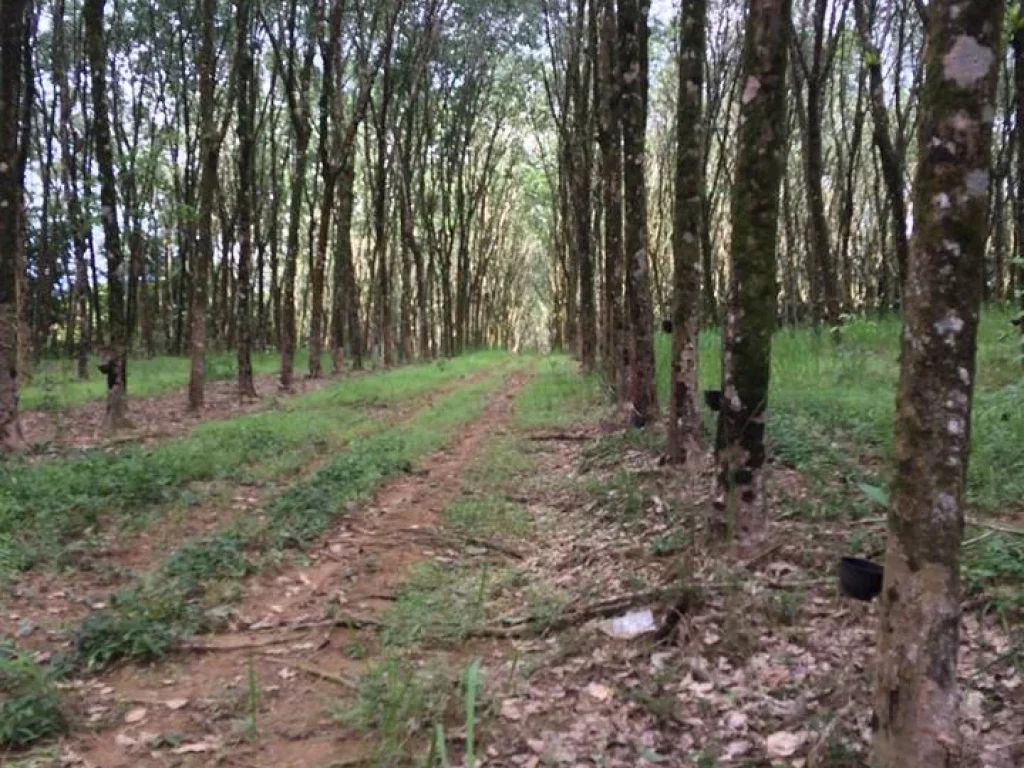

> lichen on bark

[
  {"left": 872, "top": 3, "right": 1004, "bottom": 767},
  {"left": 668, "top": 0, "right": 705, "bottom": 465}
]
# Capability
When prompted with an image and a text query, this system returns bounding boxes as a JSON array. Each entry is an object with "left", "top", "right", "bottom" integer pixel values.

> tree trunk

[
  {"left": 235, "top": 0, "right": 257, "bottom": 397},
  {"left": 575, "top": 0, "right": 597, "bottom": 372},
  {"left": 714, "top": 0, "right": 790, "bottom": 539},
  {"left": 668, "top": 0, "right": 704, "bottom": 464},
  {"left": 855, "top": 0, "right": 910, "bottom": 308},
  {"left": 373, "top": 51, "right": 395, "bottom": 365},
  {"left": 872, "top": 3, "right": 1002, "bottom": 765},
  {"left": 618, "top": 0, "right": 656, "bottom": 427},
  {"left": 597, "top": 0, "right": 624, "bottom": 395},
  {"left": 331, "top": 156, "right": 354, "bottom": 372},
  {"left": 308, "top": 0, "right": 342, "bottom": 379},
  {"left": 85, "top": 0, "right": 130, "bottom": 430},
  {"left": 52, "top": 0, "right": 91, "bottom": 380},
  {"left": 188, "top": 0, "right": 217, "bottom": 410},
  {"left": 0, "top": 0, "right": 28, "bottom": 451},
  {"left": 1014, "top": 22, "right": 1024, "bottom": 340},
  {"left": 280, "top": 30, "right": 315, "bottom": 391},
  {"left": 797, "top": 0, "right": 839, "bottom": 336}
]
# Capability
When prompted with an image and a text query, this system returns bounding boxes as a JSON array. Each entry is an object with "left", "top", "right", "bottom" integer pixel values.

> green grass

[
  {"left": 335, "top": 654, "right": 460, "bottom": 768},
  {"left": 0, "top": 354, "right": 510, "bottom": 577},
  {"left": 654, "top": 307, "right": 1024, "bottom": 511},
  {"left": 20, "top": 350, "right": 310, "bottom": 411},
  {"left": 71, "top": 370, "right": 519, "bottom": 669},
  {"left": 513, "top": 354, "right": 604, "bottom": 429},
  {"left": 0, "top": 643, "right": 66, "bottom": 749}
]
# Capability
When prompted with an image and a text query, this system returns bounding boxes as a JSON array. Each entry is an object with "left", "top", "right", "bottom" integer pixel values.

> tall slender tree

[
  {"left": 0, "top": 0, "right": 29, "bottom": 451},
  {"left": 618, "top": 0, "right": 656, "bottom": 426},
  {"left": 308, "top": 0, "right": 342, "bottom": 379},
  {"left": 85, "top": 0, "right": 130, "bottom": 430},
  {"left": 872, "top": 2, "right": 1003, "bottom": 765},
  {"left": 597, "top": 0, "right": 624, "bottom": 395},
  {"left": 236, "top": 0, "right": 257, "bottom": 397},
  {"left": 668, "top": 0, "right": 705, "bottom": 464},
  {"left": 714, "top": 0, "right": 790, "bottom": 536},
  {"left": 188, "top": 0, "right": 217, "bottom": 410}
]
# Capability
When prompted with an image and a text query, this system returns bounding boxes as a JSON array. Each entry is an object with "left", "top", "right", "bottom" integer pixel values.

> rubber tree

[
  {"left": 596, "top": 0, "right": 624, "bottom": 395},
  {"left": 618, "top": 0, "right": 656, "bottom": 427},
  {"left": 714, "top": 0, "right": 790, "bottom": 537},
  {"left": 85, "top": 0, "right": 130, "bottom": 430},
  {"left": 668, "top": 0, "right": 705, "bottom": 464},
  {"left": 0, "top": 0, "right": 28, "bottom": 451},
  {"left": 872, "top": 2, "right": 1003, "bottom": 765},
  {"left": 188, "top": 0, "right": 217, "bottom": 410},
  {"left": 236, "top": 0, "right": 257, "bottom": 397},
  {"left": 1013, "top": 3, "right": 1024, "bottom": 340}
]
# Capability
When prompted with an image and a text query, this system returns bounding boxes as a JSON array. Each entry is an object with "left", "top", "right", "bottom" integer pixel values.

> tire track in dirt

[
  {"left": 60, "top": 368, "right": 533, "bottom": 768},
  {"left": 0, "top": 367, "right": 506, "bottom": 664}
]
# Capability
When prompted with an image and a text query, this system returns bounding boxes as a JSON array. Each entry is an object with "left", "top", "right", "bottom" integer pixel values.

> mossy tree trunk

[
  {"left": 0, "top": 0, "right": 28, "bottom": 451},
  {"left": 618, "top": 0, "right": 656, "bottom": 427},
  {"left": 188, "top": 0, "right": 216, "bottom": 410},
  {"left": 597, "top": 0, "right": 625, "bottom": 397},
  {"left": 235, "top": 0, "right": 257, "bottom": 398},
  {"left": 714, "top": 0, "right": 790, "bottom": 537},
  {"left": 1013, "top": 15, "right": 1024, "bottom": 340},
  {"left": 85, "top": 0, "right": 130, "bottom": 430},
  {"left": 872, "top": 3, "right": 1003, "bottom": 766},
  {"left": 668, "top": 0, "right": 705, "bottom": 464}
]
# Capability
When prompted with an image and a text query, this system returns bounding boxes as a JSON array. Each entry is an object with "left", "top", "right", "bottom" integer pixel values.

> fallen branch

[
  {"left": 471, "top": 587, "right": 680, "bottom": 639},
  {"left": 473, "top": 576, "right": 835, "bottom": 640},
  {"left": 260, "top": 655, "right": 358, "bottom": 689},
  {"left": 181, "top": 632, "right": 317, "bottom": 652},
  {"left": 846, "top": 515, "right": 1024, "bottom": 538},
  {"left": 967, "top": 517, "right": 1024, "bottom": 537},
  {"left": 527, "top": 432, "right": 592, "bottom": 442},
  {"left": 464, "top": 536, "right": 525, "bottom": 560}
]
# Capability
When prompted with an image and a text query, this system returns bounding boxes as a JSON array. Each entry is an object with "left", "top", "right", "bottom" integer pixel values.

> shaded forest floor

[{"left": 2, "top": 318, "right": 1024, "bottom": 767}]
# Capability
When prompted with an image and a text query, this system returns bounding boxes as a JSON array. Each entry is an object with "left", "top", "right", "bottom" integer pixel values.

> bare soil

[
  {"left": 0, "top": 370, "right": 495, "bottom": 668},
  {"left": 47, "top": 372, "right": 532, "bottom": 768}
]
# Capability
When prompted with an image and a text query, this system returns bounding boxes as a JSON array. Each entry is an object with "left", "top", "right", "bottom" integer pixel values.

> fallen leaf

[
  {"left": 724, "top": 740, "right": 751, "bottom": 758},
  {"left": 114, "top": 733, "right": 136, "bottom": 748},
  {"left": 585, "top": 682, "right": 613, "bottom": 701},
  {"left": 500, "top": 699, "right": 523, "bottom": 721},
  {"left": 725, "top": 711, "right": 748, "bottom": 730},
  {"left": 764, "top": 730, "right": 806, "bottom": 758},
  {"left": 172, "top": 741, "right": 217, "bottom": 755},
  {"left": 123, "top": 707, "right": 147, "bottom": 724},
  {"left": 164, "top": 698, "right": 188, "bottom": 711}
]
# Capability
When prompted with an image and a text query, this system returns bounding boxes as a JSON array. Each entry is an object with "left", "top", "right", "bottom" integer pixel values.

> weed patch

[
  {"left": 0, "top": 644, "right": 66, "bottom": 749},
  {"left": 0, "top": 354, "right": 511, "bottom": 578},
  {"left": 514, "top": 355, "right": 604, "bottom": 429},
  {"left": 68, "top": 371, "right": 513, "bottom": 670}
]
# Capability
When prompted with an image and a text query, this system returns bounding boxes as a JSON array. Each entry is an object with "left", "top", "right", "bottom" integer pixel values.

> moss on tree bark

[{"left": 872, "top": 3, "right": 1004, "bottom": 766}]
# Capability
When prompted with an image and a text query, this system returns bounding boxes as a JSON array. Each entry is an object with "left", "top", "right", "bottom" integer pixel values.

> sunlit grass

[
  {"left": 0, "top": 353, "right": 515, "bottom": 576},
  {"left": 21, "top": 349, "right": 328, "bottom": 411},
  {"left": 654, "top": 307, "right": 1024, "bottom": 510}
]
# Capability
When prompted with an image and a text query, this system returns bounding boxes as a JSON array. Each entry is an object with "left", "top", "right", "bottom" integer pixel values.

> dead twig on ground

[
  {"left": 463, "top": 536, "right": 525, "bottom": 559},
  {"left": 259, "top": 655, "right": 358, "bottom": 689},
  {"left": 527, "top": 432, "right": 592, "bottom": 442}
]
